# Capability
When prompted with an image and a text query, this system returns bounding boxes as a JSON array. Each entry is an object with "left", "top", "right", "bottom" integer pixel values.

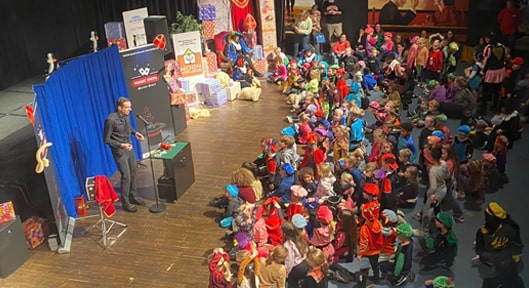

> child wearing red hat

[
  {"left": 378, "top": 153, "right": 399, "bottom": 212},
  {"left": 310, "top": 205, "right": 336, "bottom": 265},
  {"left": 356, "top": 199, "right": 383, "bottom": 286}
]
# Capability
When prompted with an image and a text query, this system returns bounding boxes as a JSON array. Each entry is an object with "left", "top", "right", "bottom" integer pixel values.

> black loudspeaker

[
  {"left": 171, "top": 105, "right": 187, "bottom": 136},
  {"left": 144, "top": 15, "right": 172, "bottom": 55},
  {"left": 0, "top": 219, "right": 30, "bottom": 278}
]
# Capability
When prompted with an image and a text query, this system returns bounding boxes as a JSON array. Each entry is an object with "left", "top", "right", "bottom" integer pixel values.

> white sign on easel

[
  {"left": 171, "top": 31, "right": 205, "bottom": 81},
  {"left": 122, "top": 7, "right": 149, "bottom": 49}
]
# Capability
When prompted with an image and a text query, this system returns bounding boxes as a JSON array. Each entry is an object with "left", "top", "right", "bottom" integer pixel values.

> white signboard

[
  {"left": 171, "top": 31, "right": 205, "bottom": 80},
  {"left": 122, "top": 7, "right": 149, "bottom": 49}
]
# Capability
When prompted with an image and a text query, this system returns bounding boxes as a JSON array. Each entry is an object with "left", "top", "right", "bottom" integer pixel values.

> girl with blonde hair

[
  {"left": 231, "top": 167, "right": 259, "bottom": 203},
  {"left": 257, "top": 245, "right": 288, "bottom": 288},
  {"left": 299, "top": 247, "right": 329, "bottom": 287}
]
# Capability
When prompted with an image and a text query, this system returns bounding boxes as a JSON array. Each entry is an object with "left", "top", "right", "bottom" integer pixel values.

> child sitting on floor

[
  {"left": 314, "top": 163, "right": 336, "bottom": 201},
  {"left": 298, "top": 167, "right": 318, "bottom": 197},
  {"left": 408, "top": 97, "right": 429, "bottom": 127},
  {"left": 270, "top": 163, "right": 296, "bottom": 206},
  {"left": 278, "top": 135, "right": 300, "bottom": 169}
]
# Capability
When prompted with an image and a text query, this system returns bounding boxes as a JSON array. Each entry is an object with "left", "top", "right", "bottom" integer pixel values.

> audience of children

[{"left": 207, "top": 22, "right": 528, "bottom": 288}]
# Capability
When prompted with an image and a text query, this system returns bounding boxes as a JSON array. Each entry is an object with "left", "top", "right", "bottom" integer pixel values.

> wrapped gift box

[
  {"left": 254, "top": 59, "right": 268, "bottom": 75},
  {"left": 226, "top": 81, "right": 241, "bottom": 101},
  {"left": 243, "top": 30, "right": 257, "bottom": 49},
  {"left": 202, "top": 20, "right": 216, "bottom": 40},
  {"left": 22, "top": 217, "right": 45, "bottom": 249},
  {"left": 186, "top": 93, "right": 199, "bottom": 106},
  {"left": 107, "top": 38, "right": 128, "bottom": 51},
  {"left": 198, "top": 4, "right": 216, "bottom": 21},
  {"left": 104, "top": 22, "right": 126, "bottom": 39},
  {"left": 252, "top": 45, "right": 264, "bottom": 60},
  {"left": 0, "top": 201, "right": 16, "bottom": 224},
  {"left": 205, "top": 88, "right": 228, "bottom": 107},
  {"left": 184, "top": 104, "right": 191, "bottom": 121},
  {"left": 205, "top": 52, "right": 218, "bottom": 76},
  {"left": 170, "top": 91, "right": 186, "bottom": 106},
  {"left": 196, "top": 78, "right": 223, "bottom": 97},
  {"left": 178, "top": 78, "right": 193, "bottom": 94}
]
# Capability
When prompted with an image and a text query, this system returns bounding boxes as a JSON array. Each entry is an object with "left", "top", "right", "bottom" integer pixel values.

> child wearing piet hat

[
  {"left": 310, "top": 205, "right": 336, "bottom": 265},
  {"left": 379, "top": 223, "right": 415, "bottom": 287},
  {"left": 419, "top": 212, "right": 458, "bottom": 271},
  {"left": 356, "top": 199, "right": 383, "bottom": 286},
  {"left": 425, "top": 276, "right": 455, "bottom": 288},
  {"left": 473, "top": 202, "right": 523, "bottom": 266}
]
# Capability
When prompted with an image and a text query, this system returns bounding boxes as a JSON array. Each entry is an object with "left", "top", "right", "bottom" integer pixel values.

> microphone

[{"left": 136, "top": 114, "right": 152, "bottom": 126}]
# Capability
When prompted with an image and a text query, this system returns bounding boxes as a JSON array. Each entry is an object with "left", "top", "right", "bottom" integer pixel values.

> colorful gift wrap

[
  {"left": 104, "top": 22, "right": 126, "bottom": 39},
  {"left": 205, "top": 88, "right": 228, "bottom": 107},
  {"left": 107, "top": 38, "right": 128, "bottom": 51},
  {"left": 254, "top": 59, "right": 268, "bottom": 75},
  {"left": 184, "top": 104, "right": 191, "bottom": 121},
  {"left": 252, "top": 45, "right": 264, "bottom": 60},
  {"left": 178, "top": 78, "right": 192, "bottom": 94},
  {"left": 170, "top": 91, "right": 186, "bottom": 106},
  {"left": 198, "top": 4, "right": 216, "bottom": 21},
  {"left": 0, "top": 201, "right": 16, "bottom": 224},
  {"left": 226, "top": 81, "right": 241, "bottom": 101},
  {"left": 243, "top": 30, "right": 257, "bottom": 49},
  {"left": 196, "top": 78, "right": 223, "bottom": 97},
  {"left": 22, "top": 217, "right": 45, "bottom": 249},
  {"left": 186, "top": 93, "right": 199, "bottom": 106},
  {"left": 205, "top": 52, "right": 218, "bottom": 76},
  {"left": 202, "top": 20, "right": 216, "bottom": 40}
]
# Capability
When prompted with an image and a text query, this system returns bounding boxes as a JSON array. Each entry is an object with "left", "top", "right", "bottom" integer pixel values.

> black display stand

[
  {"left": 0, "top": 219, "right": 29, "bottom": 278},
  {"left": 152, "top": 142, "right": 195, "bottom": 203}
]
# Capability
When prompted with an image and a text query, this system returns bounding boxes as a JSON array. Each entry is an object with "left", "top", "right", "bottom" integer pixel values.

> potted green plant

[{"left": 170, "top": 11, "right": 202, "bottom": 33}]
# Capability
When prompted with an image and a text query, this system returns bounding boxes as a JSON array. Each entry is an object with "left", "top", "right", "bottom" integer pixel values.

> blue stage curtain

[{"left": 33, "top": 46, "right": 142, "bottom": 217}]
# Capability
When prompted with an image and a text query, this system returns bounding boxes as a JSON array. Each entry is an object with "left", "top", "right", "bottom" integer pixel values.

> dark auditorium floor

[{"left": 0, "top": 77, "right": 527, "bottom": 288}]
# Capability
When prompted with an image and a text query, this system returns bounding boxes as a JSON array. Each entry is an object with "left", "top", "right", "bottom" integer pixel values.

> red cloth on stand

[
  {"left": 95, "top": 175, "right": 120, "bottom": 217},
  {"left": 231, "top": 0, "right": 254, "bottom": 32}
]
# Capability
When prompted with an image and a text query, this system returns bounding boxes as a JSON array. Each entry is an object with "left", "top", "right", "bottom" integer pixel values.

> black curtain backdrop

[
  {"left": 0, "top": 0, "right": 197, "bottom": 91},
  {"left": 275, "top": 0, "right": 285, "bottom": 48},
  {"left": 338, "top": 0, "right": 368, "bottom": 44}
]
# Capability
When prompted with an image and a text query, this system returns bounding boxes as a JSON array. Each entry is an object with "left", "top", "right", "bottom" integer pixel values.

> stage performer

[
  {"left": 379, "top": 0, "right": 418, "bottom": 26},
  {"left": 224, "top": 31, "right": 264, "bottom": 77},
  {"left": 103, "top": 97, "right": 145, "bottom": 212}
]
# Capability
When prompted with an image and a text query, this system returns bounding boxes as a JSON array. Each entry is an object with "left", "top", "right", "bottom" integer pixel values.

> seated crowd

[{"left": 207, "top": 16, "right": 526, "bottom": 288}]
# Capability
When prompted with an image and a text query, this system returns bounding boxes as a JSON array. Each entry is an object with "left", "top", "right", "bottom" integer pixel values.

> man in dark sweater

[
  {"left": 323, "top": 0, "right": 343, "bottom": 43},
  {"left": 103, "top": 97, "right": 145, "bottom": 212},
  {"left": 379, "top": 0, "right": 418, "bottom": 25}
]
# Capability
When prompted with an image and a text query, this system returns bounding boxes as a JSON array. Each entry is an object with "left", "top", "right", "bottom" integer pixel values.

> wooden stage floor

[{"left": 0, "top": 82, "right": 288, "bottom": 287}]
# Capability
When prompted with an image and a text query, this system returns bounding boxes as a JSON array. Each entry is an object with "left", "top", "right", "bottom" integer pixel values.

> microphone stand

[{"left": 137, "top": 115, "right": 166, "bottom": 213}]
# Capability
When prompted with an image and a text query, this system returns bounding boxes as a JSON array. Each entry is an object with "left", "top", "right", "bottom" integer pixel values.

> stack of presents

[
  {"left": 1, "top": 201, "right": 46, "bottom": 250},
  {"left": 104, "top": 22, "right": 128, "bottom": 51}
]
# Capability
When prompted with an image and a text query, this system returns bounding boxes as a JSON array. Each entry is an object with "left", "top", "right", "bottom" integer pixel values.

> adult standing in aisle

[
  {"left": 323, "top": 0, "right": 343, "bottom": 44},
  {"left": 104, "top": 97, "right": 146, "bottom": 212}
]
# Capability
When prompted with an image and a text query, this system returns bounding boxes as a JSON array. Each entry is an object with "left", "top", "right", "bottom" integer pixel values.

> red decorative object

[
  {"left": 254, "top": 59, "right": 268, "bottom": 75},
  {"left": 170, "top": 91, "right": 186, "bottom": 106},
  {"left": 153, "top": 34, "right": 166, "bottom": 50},
  {"left": 0, "top": 201, "right": 16, "bottom": 224},
  {"left": 231, "top": 0, "right": 254, "bottom": 32},
  {"left": 22, "top": 217, "right": 45, "bottom": 249},
  {"left": 25, "top": 105, "right": 34, "bottom": 126},
  {"left": 205, "top": 51, "right": 218, "bottom": 76},
  {"left": 244, "top": 14, "right": 257, "bottom": 30},
  {"left": 75, "top": 196, "right": 87, "bottom": 217},
  {"left": 107, "top": 38, "right": 128, "bottom": 51},
  {"left": 202, "top": 20, "right": 216, "bottom": 40}
]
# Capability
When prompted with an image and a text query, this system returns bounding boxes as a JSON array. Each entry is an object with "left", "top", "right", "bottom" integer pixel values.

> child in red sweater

[{"left": 426, "top": 39, "right": 443, "bottom": 82}]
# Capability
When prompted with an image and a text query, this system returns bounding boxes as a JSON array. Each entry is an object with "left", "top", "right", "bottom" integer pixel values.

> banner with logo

[
  {"left": 122, "top": 7, "right": 149, "bottom": 49},
  {"left": 171, "top": 31, "right": 205, "bottom": 80},
  {"left": 120, "top": 45, "right": 175, "bottom": 157}
]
